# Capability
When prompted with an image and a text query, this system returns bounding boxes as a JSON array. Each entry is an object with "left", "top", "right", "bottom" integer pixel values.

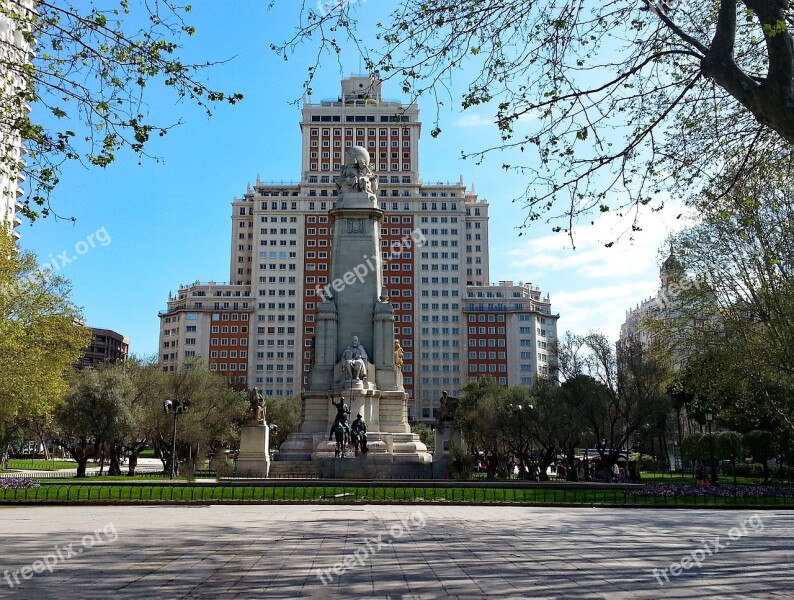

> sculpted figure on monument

[
  {"left": 394, "top": 339, "right": 404, "bottom": 369},
  {"left": 335, "top": 146, "right": 378, "bottom": 195},
  {"left": 328, "top": 394, "right": 351, "bottom": 441},
  {"left": 351, "top": 413, "right": 368, "bottom": 455},
  {"left": 245, "top": 388, "right": 266, "bottom": 424},
  {"left": 342, "top": 336, "right": 368, "bottom": 381},
  {"left": 438, "top": 390, "right": 459, "bottom": 422}
]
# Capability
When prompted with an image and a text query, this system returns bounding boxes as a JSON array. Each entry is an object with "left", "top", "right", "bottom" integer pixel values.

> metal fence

[{"left": 1, "top": 480, "right": 792, "bottom": 507}]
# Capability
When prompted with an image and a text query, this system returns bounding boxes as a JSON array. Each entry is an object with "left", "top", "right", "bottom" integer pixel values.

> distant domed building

[{"left": 620, "top": 244, "right": 705, "bottom": 367}]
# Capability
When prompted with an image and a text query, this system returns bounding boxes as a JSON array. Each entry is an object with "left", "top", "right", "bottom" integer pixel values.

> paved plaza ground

[{"left": 0, "top": 504, "right": 791, "bottom": 598}]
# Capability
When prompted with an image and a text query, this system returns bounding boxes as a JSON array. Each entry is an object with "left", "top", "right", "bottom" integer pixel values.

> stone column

[
  {"left": 308, "top": 300, "right": 337, "bottom": 391},
  {"left": 373, "top": 299, "right": 397, "bottom": 391}
]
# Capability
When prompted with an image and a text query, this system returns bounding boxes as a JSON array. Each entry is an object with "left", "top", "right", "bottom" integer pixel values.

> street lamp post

[
  {"left": 600, "top": 438, "right": 609, "bottom": 482},
  {"left": 163, "top": 399, "right": 191, "bottom": 479},
  {"left": 705, "top": 409, "right": 718, "bottom": 486}
]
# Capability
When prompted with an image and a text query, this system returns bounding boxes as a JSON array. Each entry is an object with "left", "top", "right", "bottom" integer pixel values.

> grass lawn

[
  {"left": 4, "top": 459, "right": 76, "bottom": 471},
  {"left": 1, "top": 483, "right": 791, "bottom": 506}
]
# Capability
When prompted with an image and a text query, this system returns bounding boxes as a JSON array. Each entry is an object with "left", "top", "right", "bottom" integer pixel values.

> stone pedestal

[
  {"left": 434, "top": 420, "right": 463, "bottom": 478},
  {"left": 235, "top": 423, "right": 270, "bottom": 477}
]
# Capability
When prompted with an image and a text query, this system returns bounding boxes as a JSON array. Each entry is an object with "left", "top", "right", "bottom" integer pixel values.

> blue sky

[{"left": 17, "top": 1, "right": 691, "bottom": 357}]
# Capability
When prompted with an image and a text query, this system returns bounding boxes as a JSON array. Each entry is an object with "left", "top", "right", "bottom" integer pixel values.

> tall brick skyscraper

[{"left": 159, "top": 76, "right": 559, "bottom": 423}]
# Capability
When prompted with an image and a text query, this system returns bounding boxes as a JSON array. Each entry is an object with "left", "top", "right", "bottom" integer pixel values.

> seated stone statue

[
  {"left": 342, "top": 336, "right": 368, "bottom": 381},
  {"left": 245, "top": 388, "right": 266, "bottom": 424}
]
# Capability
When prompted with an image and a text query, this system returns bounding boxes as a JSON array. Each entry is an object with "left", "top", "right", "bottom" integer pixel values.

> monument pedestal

[
  {"left": 434, "top": 419, "right": 463, "bottom": 478},
  {"left": 273, "top": 145, "right": 431, "bottom": 479},
  {"left": 278, "top": 385, "right": 432, "bottom": 471},
  {"left": 235, "top": 423, "right": 270, "bottom": 477}
]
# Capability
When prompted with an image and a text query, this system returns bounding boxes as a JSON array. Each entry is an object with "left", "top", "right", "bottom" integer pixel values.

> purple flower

[
  {"left": 0, "top": 477, "right": 40, "bottom": 489},
  {"left": 632, "top": 483, "right": 794, "bottom": 498}
]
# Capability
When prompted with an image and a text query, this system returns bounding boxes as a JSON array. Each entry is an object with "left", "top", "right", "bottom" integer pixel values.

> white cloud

[
  {"left": 455, "top": 109, "right": 539, "bottom": 129},
  {"left": 494, "top": 198, "right": 694, "bottom": 340},
  {"left": 455, "top": 113, "right": 494, "bottom": 128}
]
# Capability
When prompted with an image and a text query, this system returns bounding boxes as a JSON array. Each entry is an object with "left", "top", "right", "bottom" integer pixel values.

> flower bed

[
  {"left": 0, "top": 477, "right": 40, "bottom": 490},
  {"left": 633, "top": 483, "right": 794, "bottom": 498}
]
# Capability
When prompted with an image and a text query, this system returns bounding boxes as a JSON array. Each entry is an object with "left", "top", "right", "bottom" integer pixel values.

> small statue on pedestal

[
  {"left": 245, "top": 388, "right": 266, "bottom": 424},
  {"left": 438, "top": 390, "right": 459, "bottom": 422}
]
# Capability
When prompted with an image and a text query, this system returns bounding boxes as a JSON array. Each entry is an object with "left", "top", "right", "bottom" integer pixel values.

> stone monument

[
  {"left": 434, "top": 391, "right": 463, "bottom": 478},
  {"left": 273, "top": 146, "right": 431, "bottom": 478},
  {"left": 235, "top": 388, "right": 271, "bottom": 477}
]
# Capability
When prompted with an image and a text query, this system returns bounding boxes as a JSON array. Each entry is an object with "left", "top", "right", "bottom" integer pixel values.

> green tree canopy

[
  {"left": 0, "top": 228, "right": 89, "bottom": 424},
  {"left": 54, "top": 363, "right": 136, "bottom": 476}
]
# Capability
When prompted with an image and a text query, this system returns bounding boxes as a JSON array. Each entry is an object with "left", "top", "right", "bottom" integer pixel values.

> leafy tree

[
  {"left": 411, "top": 422, "right": 434, "bottom": 454},
  {"left": 146, "top": 358, "right": 247, "bottom": 476},
  {"left": 681, "top": 432, "right": 705, "bottom": 470},
  {"left": 53, "top": 364, "right": 136, "bottom": 477},
  {"left": 661, "top": 168, "right": 794, "bottom": 434},
  {"left": 0, "top": 420, "right": 23, "bottom": 470},
  {"left": 526, "top": 378, "right": 583, "bottom": 481},
  {"left": 716, "top": 431, "right": 744, "bottom": 485},
  {"left": 556, "top": 331, "right": 670, "bottom": 480},
  {"left": 277, "top": 1, "right": 794, "bottom": 238},
  {"left": 123, "top": 356, "right": 166, "bottom": 475},
  {"left": 0, "top": 229, "right": 90, "bottom": 424},
  {"left": 266, "top": 395, "right": 302, "bottom": 451},
  {"left": 0, "top": 0, "right": 242, "bottom": 220},
  {"left": 744, "top": 429, "right": 777, "bottom": 482},
  {"left": 456, "top": 377, "right": 513, "bottom": 479}
]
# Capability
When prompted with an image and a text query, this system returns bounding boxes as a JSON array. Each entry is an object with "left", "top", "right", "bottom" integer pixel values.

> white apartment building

[{"left": 0, "top": 0, "right": 35, "bottom": 238}]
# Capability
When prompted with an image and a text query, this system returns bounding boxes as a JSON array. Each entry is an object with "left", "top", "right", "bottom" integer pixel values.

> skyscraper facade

[
  {"left": 158, "top": 76, "right": 558, "bottom": 422},
  {"left": 0, "top": 0, "right": 35, "bottom": 238}
]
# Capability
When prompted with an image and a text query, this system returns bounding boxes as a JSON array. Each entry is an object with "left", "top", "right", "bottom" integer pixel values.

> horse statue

[{"left": 333, "top": 421, "right": 349, "bottom": 458}]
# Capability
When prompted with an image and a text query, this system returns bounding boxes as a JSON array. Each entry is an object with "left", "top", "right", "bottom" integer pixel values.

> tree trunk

[
  {"left": 108, "top": 447, "right": 123, "bottom": 476},
  {"left": 127, "top": 450, "right": 138, "bottom": 476},
  {"left": 36, "top": 430, "right": 50, "bottom": 461},
  {"left": 75, "top": 457, "right": 89, "bottom": 478},
  {"left": 98, "top": 445, "right": 106, "bottom": 476}
]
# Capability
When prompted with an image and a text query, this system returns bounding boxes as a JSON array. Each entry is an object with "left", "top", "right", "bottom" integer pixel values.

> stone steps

[{"left": 268, "top": 461, "right": 320, "bottom": 478}]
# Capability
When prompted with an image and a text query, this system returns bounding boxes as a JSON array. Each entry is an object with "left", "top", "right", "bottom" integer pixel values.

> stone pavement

[{"left": 0, "top": 505, "right": 791, "bottom": 598}]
